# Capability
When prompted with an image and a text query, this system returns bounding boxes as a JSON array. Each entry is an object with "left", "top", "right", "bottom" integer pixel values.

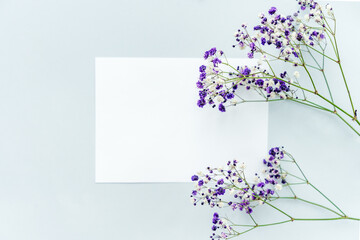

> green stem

[
  {"left": 264, "top": 201, "right": 293, "bottom": 219},
  {"left": 308, "top": 182, "right": 346, "bottom": 216}
]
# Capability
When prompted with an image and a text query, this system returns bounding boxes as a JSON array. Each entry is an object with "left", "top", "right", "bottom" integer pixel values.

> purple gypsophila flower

[
  {"left": 209, "top": 47, "right": 217, "bottom": 56},
  {"left": 218, "top": 103, "right": 226, "bottom": 112},
  {"left": 268, "top": 7, "right": 277, "bottom": 15},
  {"left": 191, "top": 175, "right": 199, "bottom": 181}
]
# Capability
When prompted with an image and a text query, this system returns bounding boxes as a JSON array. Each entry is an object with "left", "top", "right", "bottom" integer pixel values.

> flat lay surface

[{"left": 0, "top": 0, "right": 358, "bottom": 239}]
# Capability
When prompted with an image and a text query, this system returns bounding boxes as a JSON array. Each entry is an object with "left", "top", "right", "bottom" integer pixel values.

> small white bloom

[
  {"left": 218, "top": 201, "right": 224, "bottom": 208},
  {"left": 282, "top": 38, "right": 289, "bottom": 46},
  {"left": 299, "top": 23, "right": 305, "bottom": 32},
  {"left": 215, "top": 78, "right": 225, "bottom": 85},
  {"left": 294, "top": 71, "right": 300, "bottom": 79},
  {"left": 257, "top": 200, "right": 264, "bottom": 205},
  {"left": 304, "top": 14, "right": 310, "bottom": 22},
  {"left": 316, "top": 3, "right": 322, "bottom": 10},
  {"left": 279, "top": 92, "right": 286, "bottom": 99},
  {"left": 209, "top": 85, "right": 216, "bottom": 92},
  {"left": 243, "top": 193, "right": 250, "bottom": 199},
  {"left": 205, "top": 68, "right": 212, "bottom": 74},
  {"left": 253, "top": 176, "right": 260, "bottom": 183},
  {"left": 268, "top": 79, "right": 275, "bottom": 87},
  {"left": 239, "top": 44, "right": 246, "bottom": 50},
  {"left": 216, "top": 95, "right": 225, "bottom": 103},
  {"left": 315, "top": 16, "right": 322, "bottom": 23},
  {"left": 230, "top": 99, "right": 238, "bottom": 105},
  {"left": 275, "top": 184, "right": 283, "bottom": 191},
  {"left": 239, "top": 162, "right": 246, "bottom": 170}
]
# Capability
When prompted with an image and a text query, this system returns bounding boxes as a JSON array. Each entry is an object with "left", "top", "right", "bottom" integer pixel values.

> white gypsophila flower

[
  {"left": 294, "top": 71, "right": 300, "bottom": 79},
  {"left": 291, "top": 32, "right": 297, "bottom": 41},
  {"left": 304, "top": 14, "right": 310, "bottom": 22},
  {"left": 209, "top": 85, "right": 216, "bottom": 92},
  {"left": 229, "top": 189, "right": 235, "bottom": 195},
  {"left": 279, "top": 92, "right": 286, "bottom": 99},
  {"left": 243, "top": 193, "right": 250, "bottom": 199},
  {"left": 303, "top": 35, "right": 310, "bottom": 43},
  {"left": 315, "top": 16, "right": 322, "bottom": 23},
  {"left": 253, "top": 176, "right": 260, "bottom": 183},
  {"left": 316, "top": 3, "right": 322, "bottom": 10},
  {"left": 205, "top": 67, "right": 212, "bottom": 74},
  {"left": 230, "top": 99, "right": 238, "bottom": 105},
  {"left": 275, "top": 184, "right": 283, "bottom": 191},
  {"left": 282, "top": 38, "right": 289, "bottom": 46},
  {"left": 299, "top": 23, "right": 305, "bottom": 32},
  {"left": 234, "top": 31, "right": 238, "bottom": 37},
  {"left": 239, "top": 162, "right": 246, "bottom": 170},
  {"left": 268, "top": 79, "right": 275, "bottom": 87},
  {"left": 218, "top": 202, "right": 224, "bottom": 208},
  {"left": 258, "top": 13, "right": 264, "bottom": 19},
  {"left": 216, "top": 79, "right": 225, "bottom": 85},
  {"left": 216, "top": 95, "right": 224, "bottom": 103},
  {"left": 258, "top": 200, "right": 264, "bottom": 205}
]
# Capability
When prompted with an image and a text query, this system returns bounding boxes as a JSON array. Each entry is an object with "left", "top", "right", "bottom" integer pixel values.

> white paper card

[{"left": 96, "top": 58, "right": 268, "bottom": 182}]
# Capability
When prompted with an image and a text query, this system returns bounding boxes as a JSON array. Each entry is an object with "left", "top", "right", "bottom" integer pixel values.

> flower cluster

[
  {"left": 196, "top": 48, "right": 293, "bottom": 112},
  {"left": 234, "top": 1, "right": 327, "bottom": 64},
  {"left": 190, "top": 147, "right": 287, "bottom": 238},
  {"left": 196, "top": 0, "right": 341, "bottom": 113}
]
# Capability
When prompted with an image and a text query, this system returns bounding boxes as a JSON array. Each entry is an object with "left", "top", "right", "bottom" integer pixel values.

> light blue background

[{"left": 0, "top": 0, "right": 358, "bottom": 239}]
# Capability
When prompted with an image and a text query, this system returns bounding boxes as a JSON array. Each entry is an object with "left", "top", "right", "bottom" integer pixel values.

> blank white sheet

[{"left": 96, "top": 58, "right": 268, "bottom": 182}]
